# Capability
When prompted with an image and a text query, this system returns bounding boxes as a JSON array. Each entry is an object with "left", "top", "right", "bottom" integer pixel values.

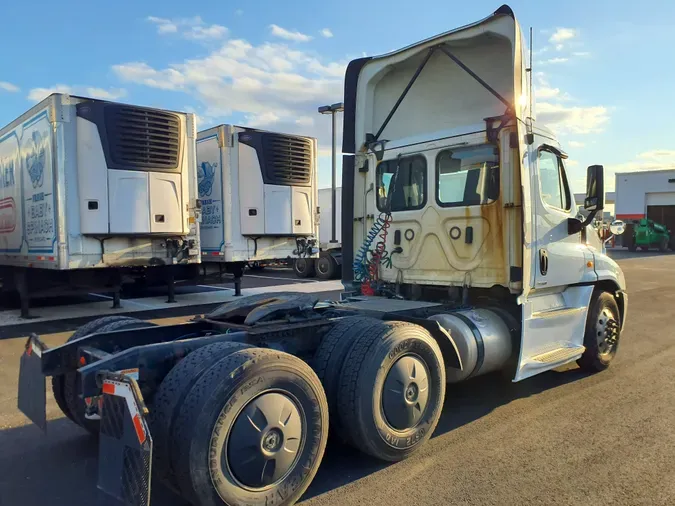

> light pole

[{"left": 318, "top": 102, "right": 344, "bottom": 243}]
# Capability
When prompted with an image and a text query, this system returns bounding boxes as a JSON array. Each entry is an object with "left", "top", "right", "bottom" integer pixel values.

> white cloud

[
  {"left": 113, "top": 62, "right": 186, "bottom": 90},
  {"left": 0, "top": 81, "right": 20, "bottom": 93},
  {"left": 320, "top": 28, "right": 333, "bottom": 38},
  {"left": 541, "top": 57, "right": 569, "bottom": 65},
  {"left": 550, "top": 28, "right": 577, "bottom": 43},
  {"left": 147, "top": 15, "right": 227, "bottom": 40},
  {"left": 235, "top": 9, "right": 243, "bottom": 16},
  {"left": 269, "top": 24, "right": 312, "bottom": 42},
  {"left": 112, "top": 38, "right": 344, "bottom": 148},
  {"left": 555, "top": 44, "right": 564, "bottom": 51},
  {"left": 537, "top": 102, "right": 610, "bottom": 134},
  {"left": 638, "top": 150, "right": 675, "bottom": 160},
  {"left": 27, "top": 85, "right": 127, "bottom": 102},
  {"left": 147, "top": 16, "right": 178, "bottom": 34},
  {"left": 572, "top": 51, "right": 591, "bottom": 57},
  {"left": 568, "top": 141, "right": 585, "bottom": 148}
]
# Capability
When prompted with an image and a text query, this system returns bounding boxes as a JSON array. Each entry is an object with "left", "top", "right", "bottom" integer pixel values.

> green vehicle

[{"left": 629, "top": 218, "right": 671, "bottom": 252}]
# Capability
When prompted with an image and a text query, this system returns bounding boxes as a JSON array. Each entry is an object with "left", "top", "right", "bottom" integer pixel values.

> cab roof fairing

[{"left": 341, "top": 5, "right": 531, "bottom": 156}]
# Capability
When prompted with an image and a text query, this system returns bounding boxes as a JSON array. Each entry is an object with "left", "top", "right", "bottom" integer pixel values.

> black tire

[
  {"left": 51, "top": 316, "right": 140, "bottom": 425},
  {"left": 293, "top": 258, "right": 315, "bottom": 278},
  {"left": 248, "top": 262, "right": 265, "bottom": 271},
  {"left": 315, "top": 252, "right": 337, "bottom": 280},
  {"left": 312, "top": 317, "right": 382, "bottom": 440},
  {"left": 172, "top": 348, "right": 328, "bottom": 506},
  {"left": 151, "top": 341, "right": 253, "bottom": 484},
  {"left": 659, "top": 237, "right": 669, "bottom": 253},
  {"left": 63, "top": 317, "right": 155, "bottom": 434},
  {"left": 640, "top": 246, "right": 649, "bottom": 251},
  {"left": 577, "top": 291, "right": 621, "bottom": 373},
  {"left": 336, "top": 320, "right": 445, "bottom": 461}
]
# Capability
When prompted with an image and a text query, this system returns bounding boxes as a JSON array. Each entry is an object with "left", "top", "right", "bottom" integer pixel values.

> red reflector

[
  {"left": 132, "top": 414, "right": 147, "bottom": 444},
  {"left": 102, "top": 383, "right": 115, "bottom": 395},
  {"left": 79, "top": 356, "right": 86, "bottom": 366},
  {"left": 211, "top": 252, "right": 219, "bottom": 256},
  {"left": 48, "top": 256, "right": 54, "bottom": 261},
  {"left": 26, "top": 346, "right": 32, "bottom": 356}
]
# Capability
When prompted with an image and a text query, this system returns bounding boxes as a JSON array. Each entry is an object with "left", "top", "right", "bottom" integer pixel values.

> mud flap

[
  {"left": 17, "top": 334, "right": 47, "bottom": 431},
  {"left": 97, "top": 373, "right": 153, "bottom": 506}
]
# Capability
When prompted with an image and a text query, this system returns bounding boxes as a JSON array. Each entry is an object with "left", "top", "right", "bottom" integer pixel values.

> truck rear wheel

[
  {"left": 52, "top": 316, "right": 150, "bottom": 431},
  {"left": 315, "top": 251, "right": 338, "bottom": 280},
  {"left": 293, "top": 258, "right": 315, "bottom": 278},
  {"left": 172, "top": 348, "right": 328, "bottom": 506},
  {"left": 337, "top": 321, "right": 446, "bottom": 461},
  {"left": 577, "top": 291, "right": 621, "bottom": 372},
  {"left": 151, "top": 341, "right": 253, "bottom": 484},
  {"left": 312, "top": 317, "right": 383, "bottom": 440}
]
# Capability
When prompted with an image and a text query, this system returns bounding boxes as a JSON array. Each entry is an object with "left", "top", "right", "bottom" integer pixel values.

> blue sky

[{"left": 1, "top": 0, "right": 674, "bottom": 191}]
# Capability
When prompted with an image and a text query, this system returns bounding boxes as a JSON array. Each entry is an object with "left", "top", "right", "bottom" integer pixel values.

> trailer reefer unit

[
  {"left": 196, "top": 125, "right": 318, "bottom": 285},
  {"left": 0, "top": 94, "right": 200, "bottom": 316}
]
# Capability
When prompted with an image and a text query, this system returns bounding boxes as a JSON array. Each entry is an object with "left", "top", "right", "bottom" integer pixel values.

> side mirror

[
  {"left": 609, "top": 220, "right": 626, "bottom": 236},
  {"left": 584, "top": 165, "right": 605, "bottom": 211}
]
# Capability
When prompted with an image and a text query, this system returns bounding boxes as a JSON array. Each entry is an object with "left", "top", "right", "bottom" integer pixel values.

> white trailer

[
  {"left": 293, "top": 186, "right": 343, "bottom": 279},
  {"left": 0, "top": 94, "right": 200, "bottom": 316},
  {"left": 196, "top": 125, "right": 318, "bottom": 291}
]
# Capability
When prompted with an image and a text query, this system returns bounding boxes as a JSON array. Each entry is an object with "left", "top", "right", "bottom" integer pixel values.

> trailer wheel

[
  {"left": 293, "top": 258, "right": 315, "bottom": 278},
  {"left": 52, "top": 316, "right": 141, "bottom": 426},
  {"left": 151, "top": 341, "right": 252, "bottom": 484},
  {"left": 312, "top": 317, "right": 382, "bottom": 439},
  {"left": 172, "top": 348, "right": 328, "bottom": 506},
  {"left": 577, "top": 291, "right": 621, "bottom": 373},
  {"left": 315, "top": 252, "right": 337, "bottom": 280},
  {"left": 337, "top": 320, "right": 445, "bottom": 461},
  {"left": 62, "top": 317, "right": 156, "bottom": 434}
]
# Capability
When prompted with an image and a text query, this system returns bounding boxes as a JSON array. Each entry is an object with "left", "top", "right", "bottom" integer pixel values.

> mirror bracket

[{"left": 568, "top": 210, "right": 599, "bottom": 235}]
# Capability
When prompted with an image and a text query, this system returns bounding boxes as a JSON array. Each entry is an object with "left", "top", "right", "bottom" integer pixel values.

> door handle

[{"left": 539, "top": 249, "right": 548, "bottom": 276}]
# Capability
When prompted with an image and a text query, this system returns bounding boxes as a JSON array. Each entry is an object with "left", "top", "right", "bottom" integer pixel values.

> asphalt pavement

[{"left": 1, "top": 255, "right": 675, "bottom": 505}]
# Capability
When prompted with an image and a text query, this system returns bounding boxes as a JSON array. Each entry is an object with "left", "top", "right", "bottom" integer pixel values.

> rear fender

[{"left": 381, "top": 314, "right": 463, "bottom": 370}]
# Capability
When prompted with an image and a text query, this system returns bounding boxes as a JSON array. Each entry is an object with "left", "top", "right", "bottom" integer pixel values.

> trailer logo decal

[
  {"left": 25, "top": 131, "right": 46, "bottom": 189},
  {"left": 0, "top": 159, "right": 15, "bottom": 189},
  {"left": 0, "top": 197, "right": 16, "bottom": 233},
  {"left": 198, "top": 161, "right": 216, "bottom": 198}
]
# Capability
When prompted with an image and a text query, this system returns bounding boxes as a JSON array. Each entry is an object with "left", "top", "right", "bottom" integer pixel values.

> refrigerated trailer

[
  {"left": 18, "top": 6, "right": 629, "bottom": 506},
  {"left": 0, "top": 94, "right": 200, "bottom": 316},
  {"left": 196, "top": 125, "right": 319, "bottom": 292}
]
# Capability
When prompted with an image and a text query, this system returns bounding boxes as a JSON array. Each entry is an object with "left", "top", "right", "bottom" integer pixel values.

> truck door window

[
  {"left": 435, "top": 145, "right": 499, "bottom": 207},
  {"left": 376, "top": 155, "right": 427, "bottom": 212},
  {"left": 538, "top": 149, "right": 571, "bottom": 211}
]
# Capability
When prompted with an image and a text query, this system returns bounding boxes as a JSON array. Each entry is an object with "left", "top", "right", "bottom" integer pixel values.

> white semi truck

[
  {"left": 0, "top": 94, "right": 200, "bottom": 316},
  {"left": 196, "top": 125, "right": 319, "bottom": 292},
  {"left": 18, "top": 5, "right": 628, "bottom": 506}
]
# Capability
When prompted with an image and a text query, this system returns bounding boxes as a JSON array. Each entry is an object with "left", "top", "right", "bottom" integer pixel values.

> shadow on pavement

[{"left": 0, "top": 367, "right": 590, "bottom": 506}]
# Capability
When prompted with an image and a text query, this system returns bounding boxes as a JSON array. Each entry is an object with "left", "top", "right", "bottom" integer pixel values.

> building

[{"left": 614, "top": 169, "right": 675, "bottom": 248}]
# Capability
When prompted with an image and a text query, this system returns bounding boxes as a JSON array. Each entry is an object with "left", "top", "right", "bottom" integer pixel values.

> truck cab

[{"left": 341, "top": 4, "right": 627, "bottom": 381}]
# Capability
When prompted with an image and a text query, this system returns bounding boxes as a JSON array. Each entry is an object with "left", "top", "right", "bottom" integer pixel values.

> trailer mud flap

[
  {"left": 17, "top": 334, "right": 47, "bottom": 431},
  {"left": 97, "top": 373, "right": 153, "bottom": 506}
]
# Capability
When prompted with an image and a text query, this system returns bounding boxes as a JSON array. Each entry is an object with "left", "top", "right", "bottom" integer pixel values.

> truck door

[{"left": 515, "top": 139, "right": 595, "bottom": 381}]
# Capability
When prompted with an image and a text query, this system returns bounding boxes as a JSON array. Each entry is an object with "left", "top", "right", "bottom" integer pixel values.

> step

[{"left": 530, "top": 345, "right": 585, "bottom": 364}]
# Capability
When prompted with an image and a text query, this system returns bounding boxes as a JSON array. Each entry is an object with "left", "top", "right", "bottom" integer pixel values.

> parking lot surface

[{"left": 1, "top": 255, "right": 675, "bottom": 506}]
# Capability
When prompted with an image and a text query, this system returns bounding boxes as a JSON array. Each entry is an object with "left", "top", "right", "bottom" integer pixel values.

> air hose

[{"left": 353, "top": 213, "right": 390, "bottom": 282}]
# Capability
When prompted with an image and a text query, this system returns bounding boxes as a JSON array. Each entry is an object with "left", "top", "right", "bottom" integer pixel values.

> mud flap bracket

[{"left": 97, "top": 372, "right": 153, "bottom": 506}]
